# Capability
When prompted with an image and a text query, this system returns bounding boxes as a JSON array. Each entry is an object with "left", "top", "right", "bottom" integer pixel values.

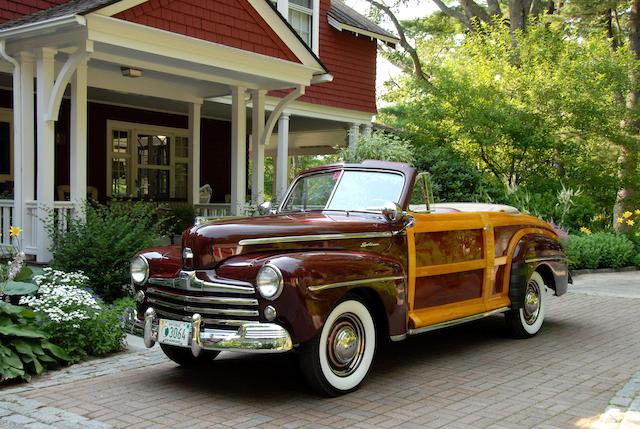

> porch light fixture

[{"left": 121, "top": 67, "right": 143, "bottom": 78}]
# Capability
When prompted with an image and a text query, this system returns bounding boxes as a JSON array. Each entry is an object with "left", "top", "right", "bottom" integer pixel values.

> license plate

[{"left": 158, "top": 319, "right": 192, "bottom": 347}]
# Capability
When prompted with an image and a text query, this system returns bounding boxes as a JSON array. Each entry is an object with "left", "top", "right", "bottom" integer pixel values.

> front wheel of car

[
  {"left": 506, "top": 271, "right": 547, "bottom": 338},
  {"left": 160, "top": 344, "right": 220, "bottom": 368},
  {"left": 299, "top": 297, "right": 376, "bottom": 396}
]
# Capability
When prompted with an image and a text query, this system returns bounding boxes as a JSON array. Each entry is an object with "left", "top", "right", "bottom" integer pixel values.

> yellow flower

[
  {"left": 627, "top": 220, "right": 635, "bottom": 226},
  {"left": 579, "top": 226, "right": 592, "bottom": 235},
  {"left": 617, "top": 217, "right": 624, "bottom": 223},
  {"left": 623, "top": 211, "right": 633, "bottom": 218},
  {"left": 9, "top": 226, "right": 21, "bottom": 238},
  {"left": 636, "top": 209, "right": 640, "bottom": 216}
]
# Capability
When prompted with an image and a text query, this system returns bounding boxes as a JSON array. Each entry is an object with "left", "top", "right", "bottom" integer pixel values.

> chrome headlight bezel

[
  {"left": 131, "top": 255, "right": 149, "bottom": 285},
  {"left": 256, "top": 263, "right": 283, "bottom": 300}
]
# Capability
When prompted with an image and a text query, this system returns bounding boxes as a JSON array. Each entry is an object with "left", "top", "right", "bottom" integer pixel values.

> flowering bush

[
  {"left": 0, "top": 225, "right": 38, "bottom": 300},
  {"left": 20, "top": 268, "right": 127, "bottom": 362}
]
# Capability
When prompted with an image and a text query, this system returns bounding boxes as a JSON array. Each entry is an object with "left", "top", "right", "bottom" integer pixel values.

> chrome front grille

[{"left": 147, "top": 271, "right": 259, "bottom": 330}]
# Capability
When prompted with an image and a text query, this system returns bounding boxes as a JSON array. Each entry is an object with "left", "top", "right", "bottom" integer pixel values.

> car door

[{"left": 406, "top": 212, "right": 494, "bottom": 329}]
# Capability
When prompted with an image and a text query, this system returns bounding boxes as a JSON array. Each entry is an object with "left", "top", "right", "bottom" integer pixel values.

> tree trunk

[
  {"left": 614, "top": 0, "right": 640, "bottom": 231},
  {"left": 459, "top": 0, "right": 493, "bottom": 25},
  {"left": 510, "top": 0, "right": 528, "bottom": 33}
]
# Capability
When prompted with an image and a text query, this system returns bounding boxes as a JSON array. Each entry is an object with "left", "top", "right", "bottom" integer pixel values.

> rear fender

[{"left": 508, "top": 234, "right": 569, "bottom": 309}]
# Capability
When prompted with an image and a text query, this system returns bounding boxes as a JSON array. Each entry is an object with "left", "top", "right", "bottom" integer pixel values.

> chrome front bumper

[{"left": 124, "top": 307, "right": 293, "bottom": 356}]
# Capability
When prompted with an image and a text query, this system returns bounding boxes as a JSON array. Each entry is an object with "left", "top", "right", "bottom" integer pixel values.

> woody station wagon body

[{"left": 125, "top": 160, "right": 569, "bottom": 395}]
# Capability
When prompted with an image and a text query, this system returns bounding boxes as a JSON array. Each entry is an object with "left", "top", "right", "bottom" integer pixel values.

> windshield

[{"left": 281, "top": 169, "right": 405, "bottom": 212}]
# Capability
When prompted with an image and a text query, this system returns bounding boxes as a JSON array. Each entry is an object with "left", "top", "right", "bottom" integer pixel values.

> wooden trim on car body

[{"left": 406, "top": 211, "right": 559, "bottom": 330}]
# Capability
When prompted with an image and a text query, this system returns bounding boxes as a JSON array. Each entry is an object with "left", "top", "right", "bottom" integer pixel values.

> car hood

[{"left": 181, "top": 212, "right": 392, "bottom": 269}]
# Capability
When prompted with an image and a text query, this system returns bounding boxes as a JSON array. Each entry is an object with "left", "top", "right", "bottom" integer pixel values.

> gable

[{"left": 114, "top": 0, "right": 300, "bottom": 63}]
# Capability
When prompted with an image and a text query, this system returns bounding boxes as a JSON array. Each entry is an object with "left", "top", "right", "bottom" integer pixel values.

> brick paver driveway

[{"left": 2, "top": 276, "right": 640, "bottom": 429}]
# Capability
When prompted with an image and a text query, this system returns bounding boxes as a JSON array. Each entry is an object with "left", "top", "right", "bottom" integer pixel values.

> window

[
  {"left": 0, "top": 109, "right": 12, "bottom": 183},
  {"left": 289, "top": 0, "right": 313, "bottom": 46},
  {"left": 107, "top": 121, "right": 189, "bottom": 201}
]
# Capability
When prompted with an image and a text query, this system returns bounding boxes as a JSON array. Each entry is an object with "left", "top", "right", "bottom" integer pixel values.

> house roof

[
  {"left": 0, "top": 0, "right": 118, "bottom": 30},
  {"left": 327, "top": 0, "right": 398, "bottom": 45}
]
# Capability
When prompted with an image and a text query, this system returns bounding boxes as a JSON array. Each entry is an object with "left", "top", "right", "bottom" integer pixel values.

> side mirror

[
  {"left": 258, "top": 201, "right": 275, "bottom": 216},
  {"left": 381, "top": 201, "right": 403, "bottom": 223}
]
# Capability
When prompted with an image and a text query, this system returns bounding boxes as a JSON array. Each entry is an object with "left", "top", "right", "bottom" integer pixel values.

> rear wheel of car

[
  {"left": 160, "top": 344, "right": 220, "bottom": 368},
  {"left": 299, "top": 297, "right": 376, "bottom": 396},
  {"left": 506, "top": 271, "right": 547, "bottom": 338}
]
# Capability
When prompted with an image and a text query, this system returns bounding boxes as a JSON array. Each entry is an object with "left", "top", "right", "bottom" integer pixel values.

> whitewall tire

[
  {"left": 506, "top": 271, "right": 547, "bottom": 338},
  {"left": 299, "top": 298, "right": 376, "bottom": 396}
]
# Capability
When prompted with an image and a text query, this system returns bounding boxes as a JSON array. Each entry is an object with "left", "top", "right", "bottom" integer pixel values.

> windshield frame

[{"left": 278, "top": 166, "right": 409, "bottom": 214}]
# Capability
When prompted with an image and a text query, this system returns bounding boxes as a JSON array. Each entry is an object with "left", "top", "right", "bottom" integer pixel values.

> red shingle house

[{"left": 0, "top": 0, "right": 397, "bottom": 262}]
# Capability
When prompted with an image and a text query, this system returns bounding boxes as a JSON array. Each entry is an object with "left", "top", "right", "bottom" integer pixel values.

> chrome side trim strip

[
  {"left": 408, "top": 307, "right": 510, "bottom": 336},
  {"left": 308, "top": 275, "right": 405, "bottom": 292},
  {"left": 146, "top": 287, "right": 258, "bottom": 306},
  {"left": 147, "top": 298, "right": 260, "bottom": 317},
  {"left": 524, "top": 256, "right": 565, "bottom": 264},
  {"left": 239, "top": 231, "right": 393, "bottom": 246}
]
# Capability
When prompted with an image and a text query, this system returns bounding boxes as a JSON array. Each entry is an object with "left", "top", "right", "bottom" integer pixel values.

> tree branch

[
  {"left": 487, "top": 0, "right": 502, "bottom": 17},
  {"left": 364, "top": 0, "right": 431, "bottom": 83},
  {"left": 460, "top": 0, "right": 493, "bottom": 24},
  {"left": 430, "top": 0, "right": 471, "bottom": 28}
]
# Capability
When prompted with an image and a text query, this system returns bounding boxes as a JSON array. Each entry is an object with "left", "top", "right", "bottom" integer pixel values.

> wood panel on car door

[{"left": 406, "top": 212, "right": 494, "bottom": 329}]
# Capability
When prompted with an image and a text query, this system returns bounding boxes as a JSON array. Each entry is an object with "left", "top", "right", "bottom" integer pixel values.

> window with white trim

[
  {"left": 272, "top": 0, "right": 319, "bottom": 52},
  {"left": 289, "top": 0, "right": 313, "bottom": 46},
  {"left": 107, "top": 121, "right": 189, "bottom": 201}
]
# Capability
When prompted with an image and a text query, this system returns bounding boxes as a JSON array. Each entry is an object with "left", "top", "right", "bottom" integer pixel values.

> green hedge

[{"left": 566, "top": 232, "right": 635, "bottom": 270}]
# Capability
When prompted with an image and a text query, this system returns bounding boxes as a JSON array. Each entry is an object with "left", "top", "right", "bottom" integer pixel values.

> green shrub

[
  {"left": 19, "top": 268, "right": 127, "bottom": 362},
  {"left": 337, "top": 131, "right": 415, "bottom": 165},
  {"left": 566, "top": 232, "right": 635, "bottom": 270},
  {"left": 633, "top": 253, "right": 640, "bottom": 268},
  {"left": 0, "top": 301, "right": 70, "bottom": 382},
  {"left": 49, "top": 201, "right": 166, "bottom": 301}
]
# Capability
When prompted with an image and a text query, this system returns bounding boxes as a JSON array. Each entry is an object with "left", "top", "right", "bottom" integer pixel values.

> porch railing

[
  {"left": 194, "top": 203, "right": 231, "bottom": 218},
  {"left": 0, "top": 200, "right": 249, "bottom": 258}
]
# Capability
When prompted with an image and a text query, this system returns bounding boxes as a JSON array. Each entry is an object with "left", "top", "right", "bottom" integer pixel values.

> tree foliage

[{"left": 378, "top": 21, "right": 636, "bottom": 229}]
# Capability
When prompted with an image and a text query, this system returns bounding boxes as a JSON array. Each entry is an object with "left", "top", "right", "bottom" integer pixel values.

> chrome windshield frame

[{"left": 278, "top": 167, "right": 408, "bottom": 214}]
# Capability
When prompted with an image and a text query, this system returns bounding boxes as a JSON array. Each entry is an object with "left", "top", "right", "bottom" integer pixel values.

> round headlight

[
  {"left": 256, "top": 264, "right": 283, "bottom": 300},
  {"left": 131, "top": 255, "right": 149, "bottom": 285}
]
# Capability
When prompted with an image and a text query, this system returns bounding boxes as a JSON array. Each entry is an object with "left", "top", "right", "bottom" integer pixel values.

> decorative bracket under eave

[
  {"left": 260, "top": 85, "right": 305, "bottom": 146},
  {"left": 45, "top": 40, "right": 93, "bottom": 122}
]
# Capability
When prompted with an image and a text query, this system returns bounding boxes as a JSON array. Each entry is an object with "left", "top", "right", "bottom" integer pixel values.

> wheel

[
  {"left": 299, "top": 297, "right": 376, "bottom": 396},
  {"left": 506, "top": 271, "right": 547, "bottom": 338},
  {"left": 160, "top": 344, "right": 220, "bottom": 368}
]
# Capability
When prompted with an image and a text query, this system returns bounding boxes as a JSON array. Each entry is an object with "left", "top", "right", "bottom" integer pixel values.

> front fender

[{"left": 219, "top": 251, "right": 407, "bottom": 345}]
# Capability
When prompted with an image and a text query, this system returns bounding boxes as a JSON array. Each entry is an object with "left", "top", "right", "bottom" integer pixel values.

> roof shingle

[
  {"left": 0, "top": 0, "right": 117, "bottom": 31},
  {"left": 327, "top": 0, "right": 398, "bottom": 42}
]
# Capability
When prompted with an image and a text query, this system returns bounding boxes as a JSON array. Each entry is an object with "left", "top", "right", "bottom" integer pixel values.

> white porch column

[
  {"left": 70, "top": 60, "right": 87, "bottom": 219},
  {"left": 188, "top": 102, "right": 201, "bottom": 205},
  {"left": 362, "top": 123, "right": 372, "bottom": 138},
  {"left": 275, "top": 113, "right": 290, "bottom": 202},
  {"left": 230, "top": 86, "right": 247, "bottom": 215},
  {"left": 250, "top": 89, "right": 265, "bottom": 205},
  {"left": 12, "top": 52, "right": 35, "bottom": 248},
  {"left": 35, "top": 48, "right": 56, "bottom": 263},
  {"left": 348, "top": 123, "right": 359, "bottom": 150}
]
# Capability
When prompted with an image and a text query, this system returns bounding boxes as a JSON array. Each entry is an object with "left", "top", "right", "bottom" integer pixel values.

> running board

[{"left": 408, "top": 307, "right": 511, "bottom": 336}]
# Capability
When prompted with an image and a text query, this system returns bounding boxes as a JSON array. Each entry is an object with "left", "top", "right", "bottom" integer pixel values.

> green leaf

[
  {"left": 13, "top": 266, "right": 33, "bottom": 282},
  {"left": 0, "top": 324, "right": 46, "bottom": 338},
  {"left": 0, "top": 301, "right": 29, "bottom": 315},
  {"left": 11, "top": 339, "right": 35, "bottom": 356},
  {"left": 42, "top": 342, "right": 71, "bottom": 361},
  {"left": 2, "top": 281, "right": 38, "bottom": 296},
  {"left": 2, "top": 351, "right": 24, "bottom": 370}
]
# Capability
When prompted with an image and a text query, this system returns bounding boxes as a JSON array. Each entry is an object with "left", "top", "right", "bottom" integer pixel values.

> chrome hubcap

[
  {"left": 523, "top": 280, "right": 542, "bottom": 325},
  {"left": 327, "top": 313, "right": 365, "bottom": 377}
]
